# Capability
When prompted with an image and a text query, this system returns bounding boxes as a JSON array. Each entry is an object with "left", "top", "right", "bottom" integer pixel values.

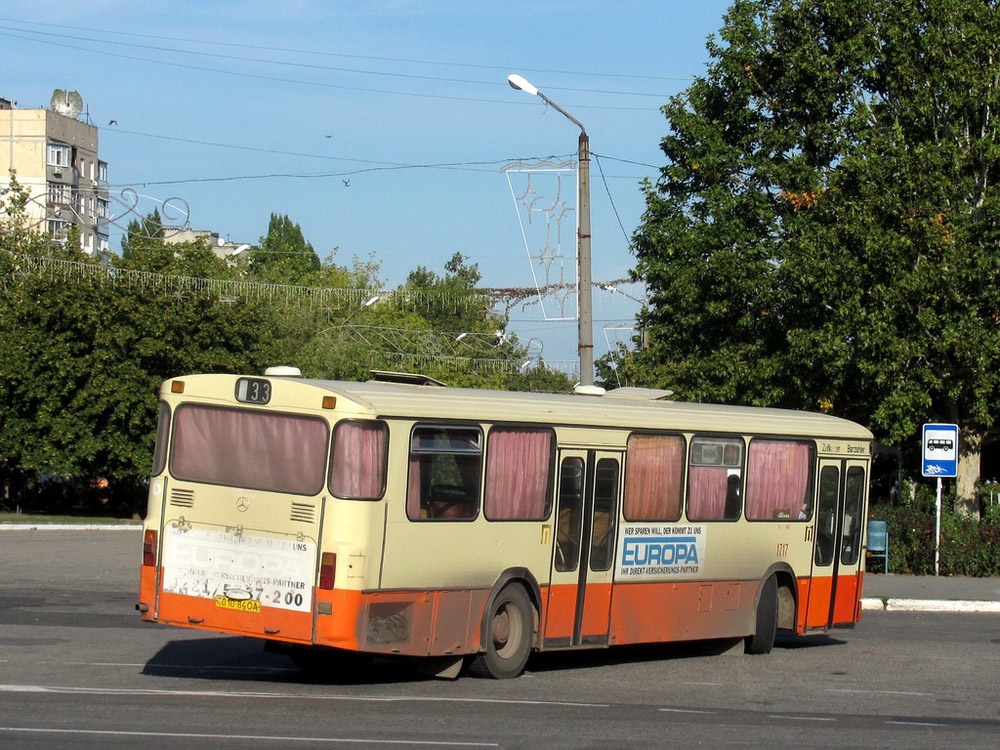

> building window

[
  {"left": 97, "top": 198, "right": 109, "bottom": 218},
  {"left": 97, "top": 233, "right": 110, "bottom": 252},
  {"left": 47, "top": 143, "right": 71, "bottom": 167},
  {"left": 48, "top": 182, "right": 71, "bottom": 204},
  {"left": 46, "top": 220, "right": 68, "bottom": 238},
  {"left": 98, "top": 161, "right": 108, "bottom": 182}
]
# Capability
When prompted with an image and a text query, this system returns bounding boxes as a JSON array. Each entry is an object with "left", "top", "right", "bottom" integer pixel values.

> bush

[{"left": 869, "top": 481, "right": 1000, "bottom": 576}]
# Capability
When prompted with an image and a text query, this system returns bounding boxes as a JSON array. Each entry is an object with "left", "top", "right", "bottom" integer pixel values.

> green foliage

[
  {"left": 1, "top": 202, "right": 569, "bottom": 515},
  {"left": 247, "top": 213, "right": 321, "bottom": 283},
  {"left": 870, "top": 481, "right": 1000, "bottom": 576},
  {"left": 615, "top": 0, "right": 1000, "bottom": 511}
]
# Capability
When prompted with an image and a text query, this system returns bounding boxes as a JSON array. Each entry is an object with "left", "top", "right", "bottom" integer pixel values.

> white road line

[
  {"left": 0, "top": 727, "right": 496, "bottom": 746},
  {"left": 0, "top": 683, "right": 605, "bottom": 709},
  {"left": 768, "top": 715, "right": 836, "bottom": 722},
  {"left": 830, "top": 689, "right": 935, "bottom": 697},
  {"left": 658, "top": 708, "right": 717, "bottom": 715},
  {"left": 885, "top": 720, "right": 946, "bottom": 727}
]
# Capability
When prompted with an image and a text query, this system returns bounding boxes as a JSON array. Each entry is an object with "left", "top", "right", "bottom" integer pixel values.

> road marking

[
  {"left": 830, "top": 689, "right": 935, "bottom": 697},
  {"left": 658, "top": 708, "right": 717, "bottom": 715},
  {"left": 0, "top": 727, "right": 496, "bottom": 746},
  {"left": 885, "top": 720, "right": 946, "bottom": 727},
  {"left": 768, "top": 715, "right": 835, "bottom": 722},
  {"left": 0, "top": 684, "right": 605, "bottom": 709}
]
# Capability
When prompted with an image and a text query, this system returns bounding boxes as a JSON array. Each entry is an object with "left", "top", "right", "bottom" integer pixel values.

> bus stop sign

[{"left": 922, "top": 423, "right": 958, "bottom": 478}]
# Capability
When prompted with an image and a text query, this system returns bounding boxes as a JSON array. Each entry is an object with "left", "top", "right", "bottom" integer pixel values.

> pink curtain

[
  {"left": 484, "top": 428, "right": 553, "bottom": 520},
  {"left": 406, "top": 455, "right": 423, "bottom": 519},
  {"left": 624, "top": 434, "right": 683, "bottom": 521},
  {"left": 687, "top": 467, "right": 729, "bottom": 520},
  {"left": 329, "top": 421, "right": 387, "bottom": 499},
  {"left": 171, "top": 405, "right": 329, "bottom": 495},
  {"left": 745, "top": 441, "right": 811, "bottom": 520}
]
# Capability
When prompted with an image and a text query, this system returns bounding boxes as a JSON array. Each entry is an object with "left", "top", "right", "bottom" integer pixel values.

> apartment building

[{"left": 1, "top": 91, "right": 110, "bottom": 255}]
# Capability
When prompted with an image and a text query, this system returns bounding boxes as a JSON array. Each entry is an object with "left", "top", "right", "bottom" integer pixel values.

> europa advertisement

[{"left": 617, "top": 524, "right": 706, "bottom": 579}]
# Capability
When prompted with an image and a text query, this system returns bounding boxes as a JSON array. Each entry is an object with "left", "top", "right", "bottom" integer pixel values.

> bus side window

[
  {"left": 406, "top": 426, "right": 482, "bottom": 521},
  {"left": 589, "top": 458, "right": 620, "bottom": 571},
  {"left": 555, "top": 458, "right": 584, "bottom": 571},
  {"left": 688, "top": 436, "right": 744, "bottom": 521}
]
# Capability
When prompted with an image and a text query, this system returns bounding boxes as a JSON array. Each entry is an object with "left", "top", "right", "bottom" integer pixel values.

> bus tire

[
  {"left": 745, "top": 575, "right": 778, "bottom": 655},
  {"left": 469, "top": 583, "right": 533, "bottom": 679}
]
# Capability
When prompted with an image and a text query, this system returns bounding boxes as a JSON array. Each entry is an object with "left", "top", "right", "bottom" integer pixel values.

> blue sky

[{"left": 1, "top": 0, "right": 733, "bottom": 370}]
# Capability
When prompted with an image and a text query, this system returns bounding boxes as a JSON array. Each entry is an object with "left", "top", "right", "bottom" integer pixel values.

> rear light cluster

[
  {"left": 143, "top": 529, "right": 157, "bottom": 566},
  {"left": 319, "top": 552, "right": 337, "bottom": 590}
]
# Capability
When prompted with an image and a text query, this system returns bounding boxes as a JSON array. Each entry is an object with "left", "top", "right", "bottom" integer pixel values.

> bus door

[
  {"left": 544, "top": 449, "right": 621, "bottom": 648},
  {"left": 805, "top": 459, "right": 868, "bottom": 628}
]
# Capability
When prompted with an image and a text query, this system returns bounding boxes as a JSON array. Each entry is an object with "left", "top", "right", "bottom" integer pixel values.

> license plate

[{"left": 215, "top": 596, "right": 261, "bottom": 613}]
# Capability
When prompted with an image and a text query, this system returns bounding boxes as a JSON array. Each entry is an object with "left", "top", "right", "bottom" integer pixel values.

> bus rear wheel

[
  {"left": 745, "top": 575, "right": 778, "bottom": 655},
  {"left": 469, "top": 584, "right": 533, "bottom": 679}
]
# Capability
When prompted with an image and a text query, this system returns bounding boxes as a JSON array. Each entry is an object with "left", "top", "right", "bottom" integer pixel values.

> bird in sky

[{"left": 342, "top": 180, "right": 351, "bottom": 187}]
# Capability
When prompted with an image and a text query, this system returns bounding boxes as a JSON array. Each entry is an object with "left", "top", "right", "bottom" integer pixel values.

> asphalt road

[{"left": 1, "top": 530, "right": 998, "bottom": 748}]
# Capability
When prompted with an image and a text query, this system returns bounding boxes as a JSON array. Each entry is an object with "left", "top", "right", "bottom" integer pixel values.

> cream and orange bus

[{"left": 138, "top": 368, "right": 873, "bottom": 679}]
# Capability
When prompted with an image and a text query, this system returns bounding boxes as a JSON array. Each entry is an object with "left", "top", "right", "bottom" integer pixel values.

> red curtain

[
  {"left": 329, "top": 421, "right": 387, "bottom": 499},
  {"left": 687, "top": 467, "right": 730, "bottom": 520},
  {"left": 623, "top": 434, "right": 684, "bottom": 521},
  {"left": 745, "top": 441, "right": 811, "bottom": 520},
  {"left": 484, "top": 428, "right": 553, "bottom": 520},
  {"left": 171, "top": 405, "right": 329, "bottom": 495}
]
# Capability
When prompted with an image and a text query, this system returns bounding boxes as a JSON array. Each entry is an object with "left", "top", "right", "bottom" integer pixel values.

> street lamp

[{"left": 508, "top": 73, "right": 594, "bottom": 387}]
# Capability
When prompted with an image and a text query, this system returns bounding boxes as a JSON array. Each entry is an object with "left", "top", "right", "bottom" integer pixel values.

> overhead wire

[
  {"left": 0, "top": 28, "right": 662, "bottom": 111},
  {"left": 0, "top": 17, "right": 696, "bottom": 83}
]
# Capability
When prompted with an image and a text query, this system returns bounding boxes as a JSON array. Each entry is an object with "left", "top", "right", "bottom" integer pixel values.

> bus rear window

[{"left": 170, "top": 405, "right": 329, "bottom": 496}]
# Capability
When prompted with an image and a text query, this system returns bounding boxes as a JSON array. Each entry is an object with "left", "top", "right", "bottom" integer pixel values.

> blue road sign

[{"left": 922, "top": 423, "right": 958, "bottom": 478}]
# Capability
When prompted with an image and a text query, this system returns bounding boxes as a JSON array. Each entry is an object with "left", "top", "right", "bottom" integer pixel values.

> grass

[{"left": 0, "top": 511, "right": 140, "bottom": 525}]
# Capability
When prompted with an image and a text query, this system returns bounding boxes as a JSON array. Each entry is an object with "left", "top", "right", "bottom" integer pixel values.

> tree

[
  {"left": 619, "top": 0, "right": 1000, "bottom": 515},
  {"left": 248, "top": 213, "right": 321, "bottom": 284}
]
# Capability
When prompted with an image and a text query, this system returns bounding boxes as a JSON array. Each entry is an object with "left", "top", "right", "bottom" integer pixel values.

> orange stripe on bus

[{"left": 609, "top": 580, "right": 757, "bottom": 645}]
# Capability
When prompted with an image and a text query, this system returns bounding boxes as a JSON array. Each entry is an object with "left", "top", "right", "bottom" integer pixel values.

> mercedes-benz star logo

[{"left": 236, "top": 497, "right": 250, "bottom": 513}]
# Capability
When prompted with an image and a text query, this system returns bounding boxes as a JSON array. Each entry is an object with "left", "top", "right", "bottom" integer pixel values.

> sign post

[{"left": 921, "top": 423, "right": 959, "bottom": 576}]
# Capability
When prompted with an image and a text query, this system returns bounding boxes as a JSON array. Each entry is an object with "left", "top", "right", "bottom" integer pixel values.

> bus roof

[{"left": 279, "top": 377, "right": 874, "bottom": 441}]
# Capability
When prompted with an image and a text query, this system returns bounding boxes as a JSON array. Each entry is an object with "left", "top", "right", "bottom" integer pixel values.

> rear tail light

[
  {"left": 143, "top": 529, "right": 157, "bottom": 566},
  {"left": 319, "top": 552, "right": 337, "bottom": 590}
]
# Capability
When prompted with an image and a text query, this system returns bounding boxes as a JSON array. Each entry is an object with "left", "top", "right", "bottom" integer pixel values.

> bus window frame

[
  {"left": 328, "top": 418, "right": 390, "bottom": 502},
  {"left": 622, "top": 430, "right": 687, "bottom": 523},
  {"left": 482, "top": 424, "right": 556, "bottom": 522},
  {"left": 686, "top": 433, "right": 746, "bottom": 523},
  {"left": 743, "top": 437, "right": 816, "bottom": 523},
  {"left": 406, "top": 423, "right": 484, "bottom": 522},
  {"left": 168, "top": 403, "right": 331, "bottom": 497},
  {"left": 151, "top": 400, "right": 171, "bottom": 477}
]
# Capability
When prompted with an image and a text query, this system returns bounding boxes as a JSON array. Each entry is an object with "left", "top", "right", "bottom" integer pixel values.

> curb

[
  {"left": 862, "top": 597, "right": 1000, "bottom": 613},
  {"left": 0, "top": 524, "right": 141, "bottom": 531}
]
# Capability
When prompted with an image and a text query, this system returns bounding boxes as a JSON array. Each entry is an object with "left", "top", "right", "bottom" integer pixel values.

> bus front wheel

[
  {"left": 469, "top": 584, "right": 533, "bottom": 679},
  {"left": 745, "top": 575, "right": 778, "bottom": 655}
]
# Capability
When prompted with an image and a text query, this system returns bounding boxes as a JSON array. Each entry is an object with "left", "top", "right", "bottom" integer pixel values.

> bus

[{"left": 138, "top": 369, "right": 874, "bottom": 679}]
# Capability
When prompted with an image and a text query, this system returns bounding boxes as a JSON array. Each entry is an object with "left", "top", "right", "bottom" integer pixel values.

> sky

[{"left": 1, "top": 0, "right": 734, "bottom": 374}]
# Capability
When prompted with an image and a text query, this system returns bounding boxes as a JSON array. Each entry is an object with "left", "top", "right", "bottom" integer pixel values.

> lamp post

[{"left": 508, "top": 74, "right": 594, "bottom": 387}]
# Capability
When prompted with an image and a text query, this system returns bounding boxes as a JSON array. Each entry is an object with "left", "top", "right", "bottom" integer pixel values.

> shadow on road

[{"left": 140, "top": 629, "right": 849, "bottom": 686}]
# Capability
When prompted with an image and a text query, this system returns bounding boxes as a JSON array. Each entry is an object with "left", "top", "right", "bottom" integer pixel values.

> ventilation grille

[
  {"left": 290, "top": 502, "right": 316, "bottom": 524},
  {"left": 169, "top": 488, "right": 194, "bottom": 508}
]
